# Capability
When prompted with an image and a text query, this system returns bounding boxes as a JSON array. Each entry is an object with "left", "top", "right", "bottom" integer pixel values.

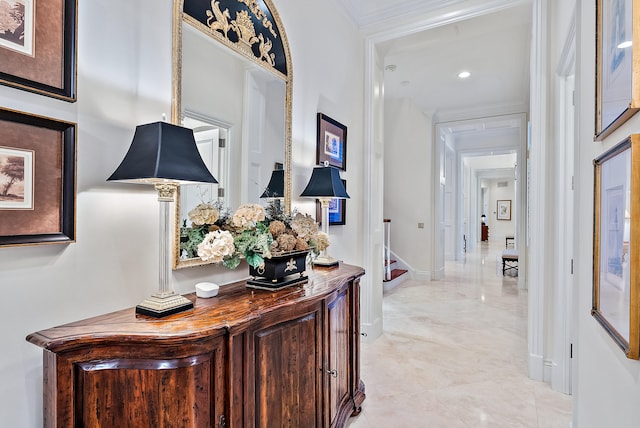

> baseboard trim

[
  {"left": 543, "top": 358, "right": 554, "bottom": 383},
  {"left": 361, "top": 316, "right": 383, "bottom": 342},
  {"left": 414, "top": 270, "right": 431, "bottom": 281},
  {"left": 529, "top": 353, "right": 544, "bottom": 382}
]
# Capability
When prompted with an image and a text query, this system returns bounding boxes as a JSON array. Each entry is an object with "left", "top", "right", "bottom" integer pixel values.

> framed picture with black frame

[
  {"left": 316, "top": 113, "right": 347, "bottom": 170},
  {"left": 0, "top": 0, "right": 77, "bottom": 101},
  {"left": 316, "top": 179, "right": 346, "bottom": 226},
  {"left": 593, "top": 134, "right": 640, "bottom": 359},
  {"left": 0, "top": 107, "right": 76, "bottom": 246}
]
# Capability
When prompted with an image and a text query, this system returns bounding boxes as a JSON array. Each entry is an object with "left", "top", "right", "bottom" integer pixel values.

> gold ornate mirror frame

[{"left": 171, "top": 0, "right": 293, "bottom": 269}]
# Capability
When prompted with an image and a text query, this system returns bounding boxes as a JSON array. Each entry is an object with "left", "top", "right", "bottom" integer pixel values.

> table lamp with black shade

[
  {"left": 260, "top": 168, "right": 285, "bottom": 218},
  {"left": 300, "top": 163, "right": 349, "bottom": 267},
  {"left": 260, "top": 169, "right": 285, "bottom": 199},
  {"left": 108, "top": 121, "right": 217, "bottom": 317}
]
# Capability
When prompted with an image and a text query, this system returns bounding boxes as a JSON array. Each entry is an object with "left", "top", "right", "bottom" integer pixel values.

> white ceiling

[
  {"left": 335, "top": 0, "right": 532, "bottom": 168},
  {"left": 378, "top": 3, "right": 531, "bottom": 117}
]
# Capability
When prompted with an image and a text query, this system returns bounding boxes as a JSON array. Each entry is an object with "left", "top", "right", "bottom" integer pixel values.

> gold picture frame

[
  {"left": 595, "top": 0, "right": 640, "bottom": 140},
  {"left": 593, "top": 134, "right": 640, "bottom": 359}
]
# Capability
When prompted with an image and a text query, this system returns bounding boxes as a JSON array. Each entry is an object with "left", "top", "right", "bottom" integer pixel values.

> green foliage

[
  {"left": 181, "top": 225, "right": 209, "bottom": 258},
  {"left": 223, "top": 254, "right": 241, "bottom": 270},
  {"left": 232, "top": 221, "right": 272, "bottom": 268}
]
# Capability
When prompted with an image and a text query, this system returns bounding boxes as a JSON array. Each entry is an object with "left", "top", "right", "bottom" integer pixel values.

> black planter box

[{"left": 247, "top": 251, "right": 308, "bottom": 291}]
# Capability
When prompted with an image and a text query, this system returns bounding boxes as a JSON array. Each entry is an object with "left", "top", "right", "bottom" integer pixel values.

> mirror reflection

[{"left": 174, "top": 18, "right": 288, "bottom": 269}]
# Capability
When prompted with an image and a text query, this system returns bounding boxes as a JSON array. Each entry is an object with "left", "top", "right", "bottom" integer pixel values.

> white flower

[
  {"left": 315, "top": 232, "right": 330, "bottom": 251},
  {"left": 197, "top": 230, "right": 235, "bottom": 263},
  {"left": 291, "top": 213, "right": 318, "bottom": 240},
  {"left": 188, "top": 203, "right": 219, "bottom": 226},
  {"left": 231, "top": 203, "right": 266, "bottom": 229}
]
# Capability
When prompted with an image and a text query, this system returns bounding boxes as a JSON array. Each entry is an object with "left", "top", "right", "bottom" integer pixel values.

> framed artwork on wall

[
  {"left": 0, "top": 0, "right": 77, "bottom": 101},
  {"left": 0, "top": 107, "right": 76, "bottom": 246},
  {"left": 317, "top": 113, "right": 347, "bottom": 170},
  {"left": 496, "top": 199, "right": 511, "bottom": 221},
  {"left": 316, "top": 179, "right": 346, "bottom": 226},
  {"left": 595, "top": 0, "right": 640, "bottom": 140},
  {"left": 593, "top": 134, "right": 640, "bottom": 359}
]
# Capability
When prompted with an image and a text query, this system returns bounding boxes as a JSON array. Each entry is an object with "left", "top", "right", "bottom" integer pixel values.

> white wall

[
  {"left": 278, "top": 0, "right": 365, "bottom": 266},
  {"left": 484, "top": 178, "right": 516, "bottom": 242},
  {"left": 0, "top": 0, "right": 365, "bottom": 426},
  {"left": 573, "top": 0, "right": 640, "bottom": 425},
  {"left": 383, "top": 97, "right": 433, "bottom": 277}
]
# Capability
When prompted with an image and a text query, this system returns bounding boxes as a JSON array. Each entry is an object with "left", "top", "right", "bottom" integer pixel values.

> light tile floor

[{"left": 347, "top": 240, "right": 572, "bottom": 428}]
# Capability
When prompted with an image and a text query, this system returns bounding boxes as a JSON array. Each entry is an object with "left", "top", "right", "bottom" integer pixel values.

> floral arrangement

[{"left": 180, "top": 200, "right": 329, "bottom": 270}]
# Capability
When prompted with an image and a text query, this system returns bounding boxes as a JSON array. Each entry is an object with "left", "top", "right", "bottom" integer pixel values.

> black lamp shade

[
  {"left": 260, "top": 169, "right": 285, "bottom": 198},
  {"left": 107, "top": 121, "right": 217, "bottom": 184},
  {"left": 300, "top": 165, "right": 349, "bottom": 198}
]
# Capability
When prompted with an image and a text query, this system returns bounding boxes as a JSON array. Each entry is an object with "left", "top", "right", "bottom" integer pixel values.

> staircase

[{"left": 383, "top": 219, "right": 409, "bottom": 292}]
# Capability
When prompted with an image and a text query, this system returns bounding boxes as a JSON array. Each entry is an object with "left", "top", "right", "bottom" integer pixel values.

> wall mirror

[{"left": 172, "top": 0, "right": 292, "bottom": 269}]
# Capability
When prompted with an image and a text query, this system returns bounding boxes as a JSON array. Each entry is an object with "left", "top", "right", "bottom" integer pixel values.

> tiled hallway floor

[{"left": 347, "top": 241, "right": 572, "bottom": 428}]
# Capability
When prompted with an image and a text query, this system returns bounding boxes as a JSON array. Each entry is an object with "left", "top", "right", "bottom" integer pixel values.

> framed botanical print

[
  {"left": 0, "top": 0, "right": 77, "bottom": 101},
  {"left": 595, "top": 0, "right": 640, "bottom": 140},
  {"left": 593, "top": 134, "right": 640, "bottom": 359},
  {"left": 0, "top": 107, "right": 76, "bottom": 246},
  {"left": 317, "top": 113, "right": 347, "bottom": 170},
  {"left": 497, "top": 200, "right": 511, "bottom": 221}
]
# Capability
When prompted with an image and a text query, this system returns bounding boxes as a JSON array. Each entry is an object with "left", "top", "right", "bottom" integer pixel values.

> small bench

[{"left": 502, "top": 249, "right": 518, "bottom": 275}]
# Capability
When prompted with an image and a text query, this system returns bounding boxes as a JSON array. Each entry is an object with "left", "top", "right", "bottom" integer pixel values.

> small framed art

[
  {"left": 317, "top": 113, "right": 347, "bottom": 170},
  {"left": 316, "top": 179, "right": 346, "bottom": 226},
  {"left": 0, "top": 107, "right": 76, "bottom": 246},
  {"left": 0, "top": 0, "right": 77, "bottom": 101},
  {"left": 593, "top": 134, "right": 640, "bottom": 359},
  {"left": 595, "top": 0, "right": 640, "bottom": 140},
  {"left": 496, "top": 200, "right": 511, "bottom": 221}
]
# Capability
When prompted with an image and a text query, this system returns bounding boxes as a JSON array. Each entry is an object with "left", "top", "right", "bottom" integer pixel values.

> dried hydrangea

[
  {"left": 276, "top": 233, "right": 297, "bottom": 252},
  {"left": 290, "top": 213, "right": 318, "bottom": 240},
  {"left": 268, "top": 220, "right": 286, "bottom": 238},
  {"left": 231, "top": 204, "right": 266, "bottom": 230},
  {"left": 197, "top": 230, "right": 235, "bottom": 263},
  {"left": 295, "top": 237, "right": 309, "bottom": 251},
  {"left": 314, "top": 232, "right": 330, "bottom": 251},
  {"left": 188, "top": 203, "right": 219, "bottom": 226}
]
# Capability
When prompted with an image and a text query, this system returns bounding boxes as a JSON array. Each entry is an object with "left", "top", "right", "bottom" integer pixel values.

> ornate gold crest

[{"left": 205, "top": 0, "right": 277, "bottom": 69}]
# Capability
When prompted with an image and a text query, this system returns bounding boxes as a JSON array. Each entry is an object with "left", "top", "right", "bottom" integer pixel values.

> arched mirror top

[
  {"left": 182, "top": 0, "right": 289, "bottom": 78},
  {"left": 172, "top": 0, "right": 293, "bottom": 269}
]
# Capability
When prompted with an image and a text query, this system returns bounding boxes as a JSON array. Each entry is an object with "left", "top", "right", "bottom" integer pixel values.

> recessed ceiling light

[
  {"left": 385, "top": 64, "right": 397, "bottom": 72},
  {"left": 618, "top": 40, "right": 633, "bottom": 49},
  {"left": 458, "top": 71, "right": 471, "bottom": 79},
  {"left": 400, "top": 80, "right": 410, "bottom": 87}
]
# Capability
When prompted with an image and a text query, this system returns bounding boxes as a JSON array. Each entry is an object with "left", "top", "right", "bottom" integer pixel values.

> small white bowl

[{"left": 195, "top": 282, "right": 219, "bottom": 298}]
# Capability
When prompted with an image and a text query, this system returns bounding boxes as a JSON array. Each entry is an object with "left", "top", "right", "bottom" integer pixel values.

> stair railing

[{"left": 383, "top": 219, "right": 391, "bottom": 281}]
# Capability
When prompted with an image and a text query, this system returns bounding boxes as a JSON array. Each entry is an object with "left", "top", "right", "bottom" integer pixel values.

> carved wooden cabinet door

[
  {"left": 249, "top": 305, "right": 323, "bottom": 427},
  {"left": 325, "top": 284, "right": 351, "bottom": 427},
  {"left": 63, "top": 335, "right": 227, "bottom": 427}
]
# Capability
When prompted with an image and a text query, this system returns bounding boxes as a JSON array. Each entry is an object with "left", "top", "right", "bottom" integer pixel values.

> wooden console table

[
  {"left": 481, "top": 224, "right": 489, "bottom": 241},
  {"left": 27, "top": 264, "right": 366, "bottom": 427}
]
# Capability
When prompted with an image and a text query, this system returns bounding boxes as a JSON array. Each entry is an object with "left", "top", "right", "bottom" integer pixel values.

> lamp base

[
  {"left": 135, "top": 292, "right": 194, "bottom": 318},
  {"left": 312, "top": 255, "right": 339, "bottom": 268}
]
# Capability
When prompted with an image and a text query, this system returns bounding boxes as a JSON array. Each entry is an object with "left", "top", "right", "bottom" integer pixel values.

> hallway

[{"left": 347, "top": 240, "right": 572, "bottom": 427}]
